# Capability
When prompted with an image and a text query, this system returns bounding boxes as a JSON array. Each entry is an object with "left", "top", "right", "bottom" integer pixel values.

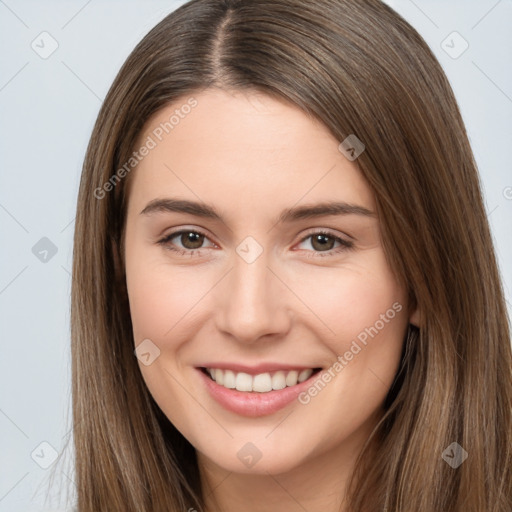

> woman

[{"left": 69, "top": 0, "right": 512, "bottom": 510}]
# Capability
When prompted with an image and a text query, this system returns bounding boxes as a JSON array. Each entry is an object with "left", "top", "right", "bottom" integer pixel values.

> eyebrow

[{"left": 140, "top": 198, "right": 376, "bottom": 222}]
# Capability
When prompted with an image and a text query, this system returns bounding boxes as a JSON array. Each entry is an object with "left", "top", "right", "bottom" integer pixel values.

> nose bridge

[{"left": 214, "top": 243, "right": 290, "bottom": 343}]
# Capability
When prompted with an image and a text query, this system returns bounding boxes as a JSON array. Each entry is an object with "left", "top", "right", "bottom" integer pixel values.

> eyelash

[{"left": 157, "top": 229, "right": 354, "bottom": 258}]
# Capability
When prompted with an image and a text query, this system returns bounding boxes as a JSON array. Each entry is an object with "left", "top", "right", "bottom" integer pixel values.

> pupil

[
  {"left": 312, "top": 234, "right": 333, "bottom": 251},
  {"left": 182, "top": 232, "right": 203, "bottom": 249}
]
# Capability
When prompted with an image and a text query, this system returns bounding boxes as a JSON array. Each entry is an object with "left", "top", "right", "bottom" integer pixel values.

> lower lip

[{"left": 197, "top": 368, "right": 320, "bottom": 417}]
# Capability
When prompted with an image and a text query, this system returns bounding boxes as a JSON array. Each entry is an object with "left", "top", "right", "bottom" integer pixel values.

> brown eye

[
  {"left": 310, "top": 233, "right": 335, "bottom": 251},
  {"left": 295, "top": 231, "right": 354, "bottom": 256},
  {"left": 180, "top": 231, "right": 205, "bottom": 249},
  {"left": 158, "top": 229, "right": 215, "bottom": 253}
]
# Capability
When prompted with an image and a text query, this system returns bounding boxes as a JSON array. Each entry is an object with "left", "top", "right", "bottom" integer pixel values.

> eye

[
  {"left": 295, "top": 231, "right": 354, "bottom": 255},
  {"left": 158, "top": 229, "right": 216, "bottom": 253},
  {"left": 157, "top": 228, "right": 353, "bottom": 257}
]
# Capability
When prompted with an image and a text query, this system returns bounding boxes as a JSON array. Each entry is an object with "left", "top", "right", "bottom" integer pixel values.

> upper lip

[{"left": 198, "top": 363, "right": 321, "bottom": 375}]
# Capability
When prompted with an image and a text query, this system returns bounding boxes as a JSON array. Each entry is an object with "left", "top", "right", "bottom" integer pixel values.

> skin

[{"left": 123, "top": 88, "right": 419, "bottom": 512}]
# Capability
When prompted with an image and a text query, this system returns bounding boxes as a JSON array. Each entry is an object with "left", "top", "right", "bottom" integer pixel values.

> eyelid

[
  {"left": 297, "top": 227, "right": 353, "bottom": 243},
  {"left": 157, "top": 227, "right": 354, "bottom": 256},
  {"left": 157, "top": 227, "right": 217, "bottom": 250},
  {"left": 293, "top": 228, "right": 354, "bottom": 253}
]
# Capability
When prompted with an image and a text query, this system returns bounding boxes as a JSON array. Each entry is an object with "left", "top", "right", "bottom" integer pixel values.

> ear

[
  {"left": 111, "top": 235, "right": 127, "bottom": 292},
  {"left": 409, "top": 305, "right": 421, "bottom": 329}
]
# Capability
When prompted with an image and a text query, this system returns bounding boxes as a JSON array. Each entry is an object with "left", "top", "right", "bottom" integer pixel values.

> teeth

[
  {"left": 285, "top": 370, "right": 299, "bottom": 386},
  {"left": 223, "top": 370, "right": 236, "bottom": 389},
  {"left": 271, "top": 371, "right": 286, "bottom": 390},
  {"left": 298, "top": 369, "right": 313, "bottom": 382},
  {"left": 253, "top": 372, "right": 272, "bottom": 392},
  {"left": 214, "top": 368, "right": 224, "bottom": 386},
  {"left": 235, "top": 372, "right": 253, "bottom": 392},
  {"left": 206, "top": 367, "right": 316, "bottom": 392}
]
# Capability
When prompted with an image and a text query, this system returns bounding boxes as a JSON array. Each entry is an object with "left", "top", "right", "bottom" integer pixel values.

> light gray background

[{"left": 1, "top": 1, "right": 511, "bottom": 510}]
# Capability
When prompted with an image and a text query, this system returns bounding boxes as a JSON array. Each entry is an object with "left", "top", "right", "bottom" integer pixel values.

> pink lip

[{"left": 197, "top": 367, "right": 321, "bottom": 417}]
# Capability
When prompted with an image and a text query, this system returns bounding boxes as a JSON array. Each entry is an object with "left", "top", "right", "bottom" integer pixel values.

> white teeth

[
  {"left": 253, "top": 373, "right": 272, "bottom": 392},
  {"left": 285, "top": 370, "right": 299, "bottom": 387},
  {"left": 214, "top": 368, "right": 224, "bottom": 386},
  {"left": 235, "top": 372, "right": 253, "bottom": 392},
  {"left": 206, "top": 367, "right": 316, "bottom": 392},
  {"left": 298, "top": 369, "right": 313, "bottom": 382},
  {"left": 223, "top": 370, "right": 236, "bottom": 389},
  {"left": 271, "top": 371, "right": 286, "bottom": 390}
]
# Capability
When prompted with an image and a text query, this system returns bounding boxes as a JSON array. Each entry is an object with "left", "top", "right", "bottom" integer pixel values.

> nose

[{"left": 214, "top": 249, "right": 292, "bottom": 345}]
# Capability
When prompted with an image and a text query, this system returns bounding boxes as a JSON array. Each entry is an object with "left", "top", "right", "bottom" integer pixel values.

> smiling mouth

[{"left": 201, "top": 367, "right": 322, "bottom": 393}]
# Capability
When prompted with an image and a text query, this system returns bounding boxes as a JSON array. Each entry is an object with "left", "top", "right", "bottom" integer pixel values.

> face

[{"left": 123, "top": 88, "right": 416, "bottom": 476}]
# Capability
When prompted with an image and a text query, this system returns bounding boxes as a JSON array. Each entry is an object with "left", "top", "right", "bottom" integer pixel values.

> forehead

[{"left": 127, "top": 89, "right": 375, "bottom": 221}]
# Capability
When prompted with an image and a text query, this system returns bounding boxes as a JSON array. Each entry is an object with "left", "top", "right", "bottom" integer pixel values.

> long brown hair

[{"left": 66, "top": 0, "right": 512, "bottom": 510}]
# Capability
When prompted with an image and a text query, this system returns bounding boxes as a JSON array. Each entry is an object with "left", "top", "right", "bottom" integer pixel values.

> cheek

[
  {"left": 127, "top": 273, "right": 179, "bottom": 342},
  {"left": 290, "top": 259, "right": 408, "bottom": 441},
  {"left": 290, "top": 251, "right": 409, "bottom": 419},
  {"left": 314, "top": 263, "right": 407, "bottom": 404},
  {"left": 124, "top": 251, "right": 209, "bottom": 435},
  {"left": 292, "top": 253, "right": 407, "bottom": 349},
  {"left": 126, "top": 251, "right": 211, "bottom": 344}
]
